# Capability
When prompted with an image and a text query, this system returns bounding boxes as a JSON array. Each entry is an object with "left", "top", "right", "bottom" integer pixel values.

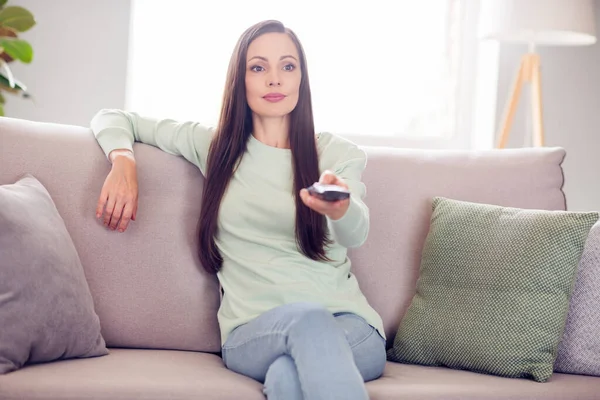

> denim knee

[{"left": 286, "top": 302, "right": 335, "bottom": 335}]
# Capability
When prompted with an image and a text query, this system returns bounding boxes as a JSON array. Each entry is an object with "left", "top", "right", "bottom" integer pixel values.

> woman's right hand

[{"left": 96, "top": 149, "right": 139, "bottom": 233}]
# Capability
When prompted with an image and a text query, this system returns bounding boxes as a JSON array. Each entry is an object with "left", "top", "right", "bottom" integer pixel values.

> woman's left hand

[{"left": 300, "top": 170, "right": 349, "bottom": 220}]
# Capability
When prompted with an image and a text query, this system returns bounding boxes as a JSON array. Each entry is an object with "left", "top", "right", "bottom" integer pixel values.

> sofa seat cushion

[
  {"left": 3, "top": 351, "right": 598, "bottom": 400},
  {"left": 0, "top": 348, "right": 264, "bottom": 400},
  {"left": 366, "top": 362, "right": 600, "bottom": 400}
]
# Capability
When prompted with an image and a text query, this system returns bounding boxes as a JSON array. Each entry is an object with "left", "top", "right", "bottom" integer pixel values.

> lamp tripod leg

[{"left": 496, "top": 56, "right": 527, "bottom": 148}]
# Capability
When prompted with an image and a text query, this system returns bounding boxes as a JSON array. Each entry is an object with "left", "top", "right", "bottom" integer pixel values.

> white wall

[
  {"left": 3, "top": 0, "right": 131, "bottom": 127},
  {"left": 3, "top": 0, "right": 599, "bottom": 211},
  {"left": 495, "top": 1, "right": 600, "bottom": 211}
]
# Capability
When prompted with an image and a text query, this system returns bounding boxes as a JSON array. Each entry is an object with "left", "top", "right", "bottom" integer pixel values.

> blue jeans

[{"left": 221, "top": 302, "right": 386, "bottom": 400}]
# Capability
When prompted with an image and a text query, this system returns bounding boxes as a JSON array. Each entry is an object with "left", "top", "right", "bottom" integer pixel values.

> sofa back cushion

[
  {"left": 0, "top": 117, "right": 567, "bottom": 350},
  {"left": 350, "top": 146, "right": 567, "bottom": 345},
  {"left": 0, "top": 117, "right": 221, "bottom": 352}
]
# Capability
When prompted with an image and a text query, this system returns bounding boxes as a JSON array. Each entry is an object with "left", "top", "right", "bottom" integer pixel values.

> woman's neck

[{"left": 251, "top": 114, "right": 290, "bottom": 149}]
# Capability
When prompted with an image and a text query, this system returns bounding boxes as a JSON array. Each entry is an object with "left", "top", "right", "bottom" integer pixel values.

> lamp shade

[{"left": 479, "top": 0, "right": 597, "bottom": 46}]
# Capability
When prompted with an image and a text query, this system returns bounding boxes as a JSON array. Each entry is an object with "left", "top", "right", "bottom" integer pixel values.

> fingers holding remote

[
  {"left": 301, "top": 170, "right": 350, "bottom": 220},
  {"left": 300, "top": 188, "right": 348, "bottom": 220},
  {"left": 319, "top": 170, "right": 348, "bottom": 190}
]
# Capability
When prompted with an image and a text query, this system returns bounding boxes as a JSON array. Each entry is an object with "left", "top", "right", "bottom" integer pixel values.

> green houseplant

[{"left": 0, "top": 0, "right": 35, "bottom": 116}]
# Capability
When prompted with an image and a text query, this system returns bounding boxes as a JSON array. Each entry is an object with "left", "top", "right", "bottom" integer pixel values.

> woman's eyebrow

[{"left": 248, "top": 55, "right": 299, "bottom": 62}]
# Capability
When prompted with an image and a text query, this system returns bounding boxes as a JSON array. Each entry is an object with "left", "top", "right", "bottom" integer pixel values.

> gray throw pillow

[
  {"left": 0, "top": 174, "right": 108, "bottom": 374},
  {"left": 554, "top": 221, "right": 600, "bottom": 376}
]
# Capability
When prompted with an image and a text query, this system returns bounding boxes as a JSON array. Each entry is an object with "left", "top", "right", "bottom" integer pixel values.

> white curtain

[{"left": 127, "top": 0, "right": 468, "bottom": 138}]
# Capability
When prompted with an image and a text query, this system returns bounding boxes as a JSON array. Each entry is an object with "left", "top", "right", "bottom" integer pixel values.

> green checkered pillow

[{"left": 387, "top": 197, "right": 598, "bottom": 382}]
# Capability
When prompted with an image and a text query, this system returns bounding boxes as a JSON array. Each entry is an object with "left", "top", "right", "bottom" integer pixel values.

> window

[{"left": 126, "top": 0, "right": 497, "bottom": 149}]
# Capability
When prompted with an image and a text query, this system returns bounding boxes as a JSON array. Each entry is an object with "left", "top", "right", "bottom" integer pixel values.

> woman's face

[{"left": 245, "top": 32, "right": 301, "bottom": 118}]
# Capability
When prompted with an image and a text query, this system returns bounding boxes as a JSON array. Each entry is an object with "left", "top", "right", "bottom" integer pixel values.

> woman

[{"left": 91, "top": 20, "right": 386, "bottom": 400}]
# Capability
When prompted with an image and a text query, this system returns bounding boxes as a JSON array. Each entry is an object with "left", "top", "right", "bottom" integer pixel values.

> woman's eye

[
  {"left": 283, "top": 64, "right": 295, "bottom": 71},
  {"left": 251, "top": 65, "right": 265, "bottom": 72}
]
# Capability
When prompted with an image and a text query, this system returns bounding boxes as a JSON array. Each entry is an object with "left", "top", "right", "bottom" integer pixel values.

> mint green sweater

[{"left": 91, "top": 109, "right": 385, "bottom": 344}]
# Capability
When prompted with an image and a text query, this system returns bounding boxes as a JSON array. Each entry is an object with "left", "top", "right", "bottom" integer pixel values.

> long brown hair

[{"left": 198, "top": 20, "right": 331, "bottom": 274}]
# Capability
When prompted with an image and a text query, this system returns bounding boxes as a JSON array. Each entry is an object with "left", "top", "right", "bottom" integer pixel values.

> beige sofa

[{"left": 1, "top": 116, "right": 599, "bottom": 400}]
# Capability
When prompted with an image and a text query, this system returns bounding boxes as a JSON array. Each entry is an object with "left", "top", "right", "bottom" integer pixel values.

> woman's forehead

[{"left": 247, "top": 33, "right": 299, "bottom": 61}]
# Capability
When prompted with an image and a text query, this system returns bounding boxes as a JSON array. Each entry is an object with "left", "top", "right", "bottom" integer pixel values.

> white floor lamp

[{"left": 479, "top": 0, "right": 596, "bottom": 148}]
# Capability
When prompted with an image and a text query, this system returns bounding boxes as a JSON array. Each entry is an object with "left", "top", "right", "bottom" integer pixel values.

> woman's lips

[{"left": 263, "top": 93, "right": 286, "bottom": 102}]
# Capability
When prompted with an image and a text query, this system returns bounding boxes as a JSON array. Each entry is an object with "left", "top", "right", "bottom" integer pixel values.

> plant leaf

[
  {"left": 0, "top": 25, "right": 17, "bottom": 38},
  {"left": 0, "top": 6, "right": 36, "bottom": 32},
  {"left": 0, "top": 102, "right": 4, "bottom": 116},
  {"left": 0, "top": 0, "right": 7, "bottom": 9},
  {"left": 0, "top": 57, "right": 14, "bottom": 87},
  {"left": 0, "top": 38, "right": 32, "bottom": 63},
  {"left": 0, "top": 72, "right": 26, "bottom": 92}
]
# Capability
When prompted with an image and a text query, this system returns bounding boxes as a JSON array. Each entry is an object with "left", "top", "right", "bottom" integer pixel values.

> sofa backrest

[
  {"left": 0, "top": 117, "right": 567, "bottom": 351},
  {"left": 1, "top": 117, "right": 220, "bottom": 352},
  {"left": 350, "top": 145, "right": 566, "bottom": 345}
]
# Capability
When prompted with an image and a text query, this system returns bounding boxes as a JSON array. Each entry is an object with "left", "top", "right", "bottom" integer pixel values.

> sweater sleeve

[
  {"left": 90, "top": 109, "right": 214, "bottom": 174},
  {"left": 326, "top": 145, "right": 370, "bottom": 248}
]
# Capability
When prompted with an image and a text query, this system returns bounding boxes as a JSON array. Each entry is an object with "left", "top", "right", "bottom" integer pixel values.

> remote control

[{"left": 306, "top": 183, "right": 350, "bottom": 202}]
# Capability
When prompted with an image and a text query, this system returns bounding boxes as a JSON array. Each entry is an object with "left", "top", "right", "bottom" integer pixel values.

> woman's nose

[{"left": 267, "top": 71, "right": 281, "bottom": 87}]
